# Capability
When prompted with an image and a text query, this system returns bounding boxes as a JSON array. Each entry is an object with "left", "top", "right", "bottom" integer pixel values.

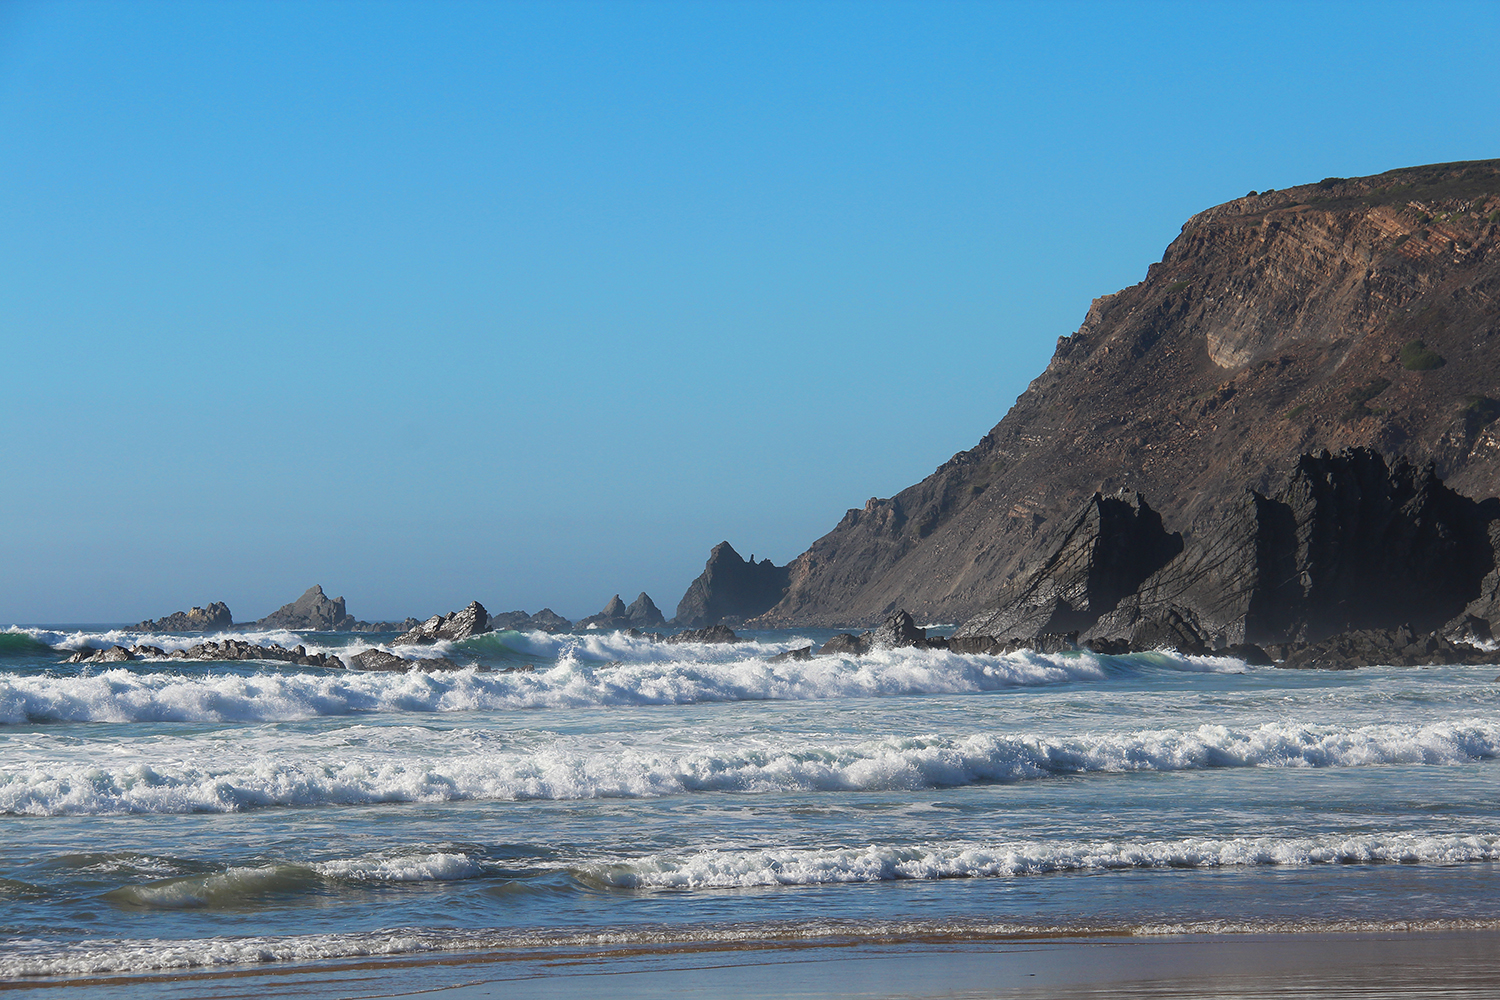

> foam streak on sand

[{"left": 1, "top": 720, "right": 1494, "bottom": 814}]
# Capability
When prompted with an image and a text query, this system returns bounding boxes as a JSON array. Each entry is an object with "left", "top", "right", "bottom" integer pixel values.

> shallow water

[{"left": 1, "top": 624, "right": 1496, "bottom": 983}]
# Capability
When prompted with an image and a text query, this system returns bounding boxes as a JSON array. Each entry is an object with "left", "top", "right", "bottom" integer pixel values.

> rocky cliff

[
  {"left": 751, "top": 160, "right": 1500, "bottom": 627},
  {"left": 135, "top": 602, "right": 233, "bottom": 632}
]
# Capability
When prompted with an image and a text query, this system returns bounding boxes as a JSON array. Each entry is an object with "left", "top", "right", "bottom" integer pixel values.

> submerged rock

[
  {"left": 348, "top": 648, "right": 460, "bottom": 671},
  {"left": 391, "top": 601, "right": 491, "bottom": 646},
  {"left": 1281, "top": 626, "right": 1493, "bottom": 669},
  {"left": 69, "top": 640, "right": 343, "bottom": 668},
  {"left": 818, "top": 633, "right": 870, "bottom": 656},
  {"left": 135, "top": 602, "right": 233, "bottom": 632},
  {"left": 767, "top": 646, "right": 813, "bottom": 663}
]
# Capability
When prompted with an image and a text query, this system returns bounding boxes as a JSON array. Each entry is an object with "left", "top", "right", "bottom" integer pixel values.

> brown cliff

[{"left": 751, "top": 160, "right": 1500, "bottom": 627}]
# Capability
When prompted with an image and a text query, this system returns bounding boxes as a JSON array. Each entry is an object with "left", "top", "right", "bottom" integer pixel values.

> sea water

[{"left": 1, "top": 624, "right": 1497, "bottom": 985}]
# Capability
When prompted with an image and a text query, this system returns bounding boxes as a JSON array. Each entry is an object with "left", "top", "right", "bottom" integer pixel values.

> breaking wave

[{"left": 3, "top": 720, "right": 1493, "bottom": 814}]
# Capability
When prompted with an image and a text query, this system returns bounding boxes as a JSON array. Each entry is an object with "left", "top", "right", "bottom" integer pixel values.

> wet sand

[{"left": 13, "top": 930, "right": 1500, "bottom": 1000}]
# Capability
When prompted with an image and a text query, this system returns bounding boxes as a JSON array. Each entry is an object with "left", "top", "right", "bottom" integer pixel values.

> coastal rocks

[
  {"left": 490, "top": 608, "right": 573, "bottom": 633},
  {"left": 347, "top": 618, "right": 422, "bottom": 633},
  {"left": 391, "top": 601, "right": 491, "bottom": 645},
  {"left": 957, "top": 448, "right": 1500, "bottom": 651},
  {"left": 68, "top": 640, "right": 344, "bottom": 668},
  {"left": 767, "top": 646, "right": 813, "bottom": 663},
  {"left": 348, "top": 648, "right": 461, "bottom": 671},
  {"left": 1280, "top": 626, "right": 1493, "bottom": 669},
  {"left": 673, "top": 542, "right": 790, "bottom": 627},
  {"left": 869, "top": 610, "right": 927, "bottom": 649},
  {"left": 577, "top": 593, "right": 666, "bottom": 631},
  {"left": 251, "top": 585, "right": 356, "bottom": 631},
  {"left": 818, "top": 633, "right": 870, "bottom": 656},
  {"left": 135, "top": 602, "right": 233, "bottom": 632},
  {"left": 954, "top": 492, "right": 1182, "bottom": 640},
  {"left": 664, "top": 624, "right": 739, "bottom": 644}
]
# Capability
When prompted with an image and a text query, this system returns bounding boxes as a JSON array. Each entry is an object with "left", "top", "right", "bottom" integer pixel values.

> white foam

[
  {"left": 594, "top": 832, "right": 1500, "bottom": 888},
  {"left": 2, "top": 720, "right": 1494, "bottom": 814},
  {"left": 0, "top": 646, "right": 1113, "bottom": 725}
]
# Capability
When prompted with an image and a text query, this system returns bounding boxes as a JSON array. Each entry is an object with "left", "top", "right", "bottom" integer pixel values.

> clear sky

[{"left": 2, "top": 0, "right": 1497, "bottom": 624}]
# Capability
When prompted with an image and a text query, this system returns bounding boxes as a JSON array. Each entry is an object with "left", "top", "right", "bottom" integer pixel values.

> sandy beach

[{"left": 11, "top": 929, "right": 1497, "bottom": 1000}]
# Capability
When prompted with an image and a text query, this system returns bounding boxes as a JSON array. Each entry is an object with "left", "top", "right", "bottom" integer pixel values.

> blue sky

[{"left": 2, "top": 0, "right": 1497, "bottom": 624}]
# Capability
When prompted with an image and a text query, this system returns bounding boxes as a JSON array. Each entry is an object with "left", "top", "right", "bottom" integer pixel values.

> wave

[
  {"left": 106, "top": 851, "right": 485, "bottom": 909},
  {"left": 0, "top": 646, "right": 1118, "bottom": 724},
  {"left": 7, "top": 912, "right": 1500, "bottom": 978},
  {"left": 0, "top": 630, "right": 56, "bottom": 658},
  {"left": 590, "top": 832, "right": 1500, "bottom": 888},
  {"left": 3, "top": 720, "right": 1494, "bottom": 814}
]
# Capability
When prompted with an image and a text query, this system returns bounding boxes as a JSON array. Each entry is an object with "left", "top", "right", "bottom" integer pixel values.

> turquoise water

[{"left": 1, "top": 624, "right": 1497, "bottom": 984}]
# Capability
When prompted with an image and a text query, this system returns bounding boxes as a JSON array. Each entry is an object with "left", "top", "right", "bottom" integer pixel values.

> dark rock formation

[
  {"left": 578, "top": 593, "right": 667, "bottom": 631},
  {"left": 673, "top": 542, "right": 790, "bottom": 627},
  {"left": 818, "top": 633, "right": 870, "bottom": 656},
  {"left": 664, "top": 624, "right": 740, "bottom": 644},
  {"left": 348, "top": 648, "right": 461, "bottom": 671},
  {"left": 135, "top": 602, "right": 233, "bottom": 632},
  {"left": 347, "top": 618, "right": 421, "bottom": 633},
  {"left": 626, "top": 593, "right": 666, "bottom": 628},
  {"left": 1281, "top": 625, "right": 1493, "bottom": 669},
  {"left": 749, "top": 161, "right": 1500, "bottom": 627},
  {"left": 252, "top": 586, "right": 356, "bottom": 631},
  {"left": 954, "top": 492, "right": 1181, "bottom": 639},
  {"left": 69, "top": 640, "right": 344, "bottom": 669},
  {"left": 767, "top": 646, "right": 814, "bottom": 663},
  {"left": 869, "top": 610, "right": 927, "bottom": 649},
  {"left": 491, "top": 608, "right": 573, "bottom": 633},
  {"left": 956, "top": 448, "right": 1500, "bottom": 652},
  {"left": 391, "top": 601, "right": 491, "bottom": 646},
  {"left": 578, "top": 595, "right": 630, "bottom": 630}
]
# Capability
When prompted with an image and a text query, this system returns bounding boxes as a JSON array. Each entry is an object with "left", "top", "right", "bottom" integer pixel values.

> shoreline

[{"left": 9, "top": 926, "right": 1500, "bottom": 998}]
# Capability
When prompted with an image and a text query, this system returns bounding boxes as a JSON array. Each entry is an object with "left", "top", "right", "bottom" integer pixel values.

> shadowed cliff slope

[{"left": 752, "top": 160, "right": 1500, "bottom": 627}]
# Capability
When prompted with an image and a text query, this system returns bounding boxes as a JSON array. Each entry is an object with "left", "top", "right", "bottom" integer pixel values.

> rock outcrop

[
  {"left": 391, "top": 601, "right": 491, "bottom": 646},
  {"left": 747, "top": 161, "right": 1500, "bottom": 627},
  {"left": 953, "top": 448, "right": 1500, "bottom": 655},
  {"left": 491, "top": 608, "right": 574, "bottom": 633},
  {"left": 673, "top": 542, "right": 790, "bottom": 627},
  {"left": 578, "top": 593, "right": 666, "bottom": 631},
  {"left": 135, "top": 602, "right": 233, "bottom": 632},
  {"left": 348, "top": 648, "right": 460, "bottom": 671},
  {"left": 954, "top": 493, "right": 1181, "bottom": 639},
  {"left": 1281, "top": 626, "right": 1495, "bottom": 669},
  {"left": 68, "top": 640, "right": 344, "bottom": 668},
  {"left": 664, "top": 624, "right": 740, "bottom": 644},
  {"left": 251, "top": 586, "right": 357, "bottom": 631}
]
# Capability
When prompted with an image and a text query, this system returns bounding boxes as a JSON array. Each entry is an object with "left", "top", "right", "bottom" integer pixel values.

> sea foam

[{"left": 2, "top": 720, "right": 1493, "bottom": 815}]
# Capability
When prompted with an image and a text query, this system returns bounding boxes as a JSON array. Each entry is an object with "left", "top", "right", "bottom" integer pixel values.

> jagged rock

[
  {"left": 578, "top": 595, "right": 630, "bottom": 630},
  {"left": 135, "top": 602, "right": 233, "bottom": 632},
  {"left": 1221, "top": 643, "right": 1275, "bottom": 666},
  {"left": 1281, "top": 626, "right": 1492, "bottom": 669},
  {"left": 391, "top": 601, "right": 491, "bottom": 646},
  {"left": 1081, "top": 636, "right": 1131, "bottom": 655},
  {"left": 490, "top": 609, "right": 573, "bottom": 633},
  {"left": 665, "top": 624, "right": 739, "bottom": 644},
  {"left": 1443, "top": 614, "right": 1493, "bottom": 645},
  {"left": 674, "top": 542, "right": 790, "bottom": 627},
  {"left": 954, "top": 492, "right": 1182, "bottom": 639},
  {"left": 818, "top": 633, "right": 870, "bottom": 656},
  {"left": 252, "top": 586, "right": 356, "bottom": 631},
  {"left": 527, "top": 609, "right": 572, "bottom": 633},
  {"left": 1457, "top": 521, "right": 1500, "bottom": 630},
  {"left": 1127, "top": 608, "right": 1211, "bottom": 656},
  {"left": 768, "top": 646, "right": 814, "bottom": 663},
  {"left": 966, "top": 449, "right": 1499, "bottom": 649},
  {"left": 67, "top": 639, "right": 344, "bottom": 668},
  {"left": 626, "top": 593, "right": 666, "bottom": 628},
  {"left": 349, "top": 648, "right": 461, "bottom": 671},
  {"left": 349, "top": 649, "right": 407, "bottom": 671},
  {"left": 869, "top": 610, "right": 927, "bottom": 649},
  {"left": 347, "top": 618, "right": 421, "bottom": 633}
]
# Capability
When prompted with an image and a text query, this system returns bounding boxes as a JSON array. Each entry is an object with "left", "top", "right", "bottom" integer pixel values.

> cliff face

[{"left": 753, "top": 160, "right": 1500, "bottom": 627}]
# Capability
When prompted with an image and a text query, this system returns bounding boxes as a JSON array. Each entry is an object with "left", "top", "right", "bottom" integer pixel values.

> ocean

[{"left": 1, "top": 624, "right": 1497, "bottom": 994}]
